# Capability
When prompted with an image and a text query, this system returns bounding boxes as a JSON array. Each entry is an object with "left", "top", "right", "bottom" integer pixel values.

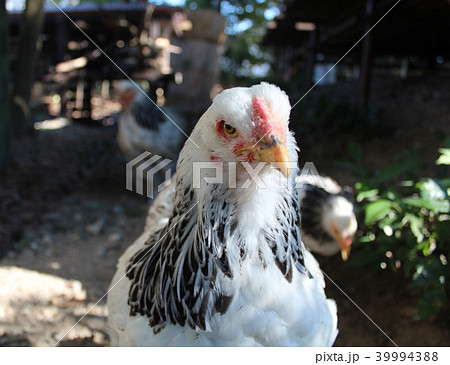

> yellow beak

[
  {"left": 330, "top": 222, "right": 352, "bottom": 261},
  {"left": 238, "top": 135, "right": 291, "bottom": 178}
]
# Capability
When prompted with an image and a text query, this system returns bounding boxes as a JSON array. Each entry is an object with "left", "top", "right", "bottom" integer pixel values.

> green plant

[{"left": 347, "top": 146, "right": 449, "bottom": 319}]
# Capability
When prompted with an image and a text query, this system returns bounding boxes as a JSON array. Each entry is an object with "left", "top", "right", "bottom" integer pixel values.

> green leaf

[
  {"left": 364, "top": 200, "right": 393, "bottom": 225},
  {"left": 359, "top": 235, "right": 374, "bottom": 243},
  {"left": 436, "top": 148, "right": 450, "bottom": 165},
  {"left": 402, "top": 197, "right": 450, "bottom": 213},
  {"left": 403, "top": 213, "right": 424, "bottom": 242},
  {"left": 417, "top": 179, "right": 448, "bottom": 200},
  {"left": 386, "top": 189, "right": 402, "bottom": 201},
  {"left": 397, "top": 180, "right": 415, "bottom": 187},
  {"left": 378, "top": 214, "right": 398, "bottom": 229},
  {"left": 356, "top": 188, "right": 379, "bottom": 202},
  {"left": 420, "top": 237, "right": 437, "bottom": 257}
]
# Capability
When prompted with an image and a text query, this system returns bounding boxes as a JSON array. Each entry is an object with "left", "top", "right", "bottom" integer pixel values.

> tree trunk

[
  {"left": 12, "top": 0, "right": 45, "bottom": 135},
  {"left": 0, "top": 0, "right": 10, "bottom": 169}
]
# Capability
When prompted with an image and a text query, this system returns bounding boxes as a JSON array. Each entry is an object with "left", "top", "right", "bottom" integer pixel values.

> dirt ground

[
  {"left": 0, "top": 123, "right": 150, "bottom": 346},
  {"left": 0, "top": 75, "right": 449, "bottom": 346}
]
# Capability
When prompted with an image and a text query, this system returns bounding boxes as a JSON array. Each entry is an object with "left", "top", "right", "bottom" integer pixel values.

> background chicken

[
  {"left": 115, "top": 80, "right": 188, "bottom": 162},
  {"left": 296, "top": 174, "right": 357, "bottom": 261}
]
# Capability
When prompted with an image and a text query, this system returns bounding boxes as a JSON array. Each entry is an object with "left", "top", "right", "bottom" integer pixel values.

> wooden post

[
  {"left": 305, "top": 27, "right": 318, "bottom": 88},
  {"left": 56, "top": 15, "right": 68, "bottom": 116},
  {"left": 360, "top": 0, "right": 374, "bottom": 109},
  {"left": 0, "top": 0, "right": 11, "bottom": 169},
  {"left": 76, "top": 79, "right": 85, "bottom": 111},
  {"left": 12, "top": 0, "right": 45, "bottom": 134}
]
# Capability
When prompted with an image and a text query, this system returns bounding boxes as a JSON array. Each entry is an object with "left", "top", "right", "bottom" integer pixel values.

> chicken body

[{"left": 107, "top": 83, "right": 338, "bottom": 346}]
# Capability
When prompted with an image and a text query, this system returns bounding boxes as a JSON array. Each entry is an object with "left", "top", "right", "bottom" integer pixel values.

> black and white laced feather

[{"left": 107, "top": 83, "right": 338, "bottom": 346}]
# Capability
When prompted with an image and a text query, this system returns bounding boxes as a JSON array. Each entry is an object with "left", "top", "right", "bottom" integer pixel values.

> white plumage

[{"left": 107, "top": 83, "right": 338, "bottom": 346}]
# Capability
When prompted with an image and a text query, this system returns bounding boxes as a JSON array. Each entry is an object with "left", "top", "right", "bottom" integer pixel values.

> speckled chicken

[{"left": 107, "top": 83, "right": 338, "bottom": 346}]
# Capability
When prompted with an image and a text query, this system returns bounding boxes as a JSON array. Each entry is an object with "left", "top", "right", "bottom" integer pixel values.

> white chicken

[
  {"left": 114, "top": 80, "right": 188, "bottom": 162},
  {"left": 107, "top": 83, "right": 338, "bottom": 346},
  {"left": 296, "top": 174, "right": 358, "bottom": 261}
]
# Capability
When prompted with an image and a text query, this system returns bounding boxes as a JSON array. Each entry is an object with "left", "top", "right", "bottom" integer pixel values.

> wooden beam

[{"left": 56, "top": 57, "right": 88, "bottom": 73}]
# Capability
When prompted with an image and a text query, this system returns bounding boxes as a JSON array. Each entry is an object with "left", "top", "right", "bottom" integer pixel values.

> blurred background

[{"left": 0, "top": 0, "right": 449, "bottom": 346}]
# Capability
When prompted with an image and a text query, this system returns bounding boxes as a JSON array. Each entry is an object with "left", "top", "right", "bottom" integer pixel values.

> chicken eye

[{"left": 222, "top": 122, "right": 238, "bottom": 137}]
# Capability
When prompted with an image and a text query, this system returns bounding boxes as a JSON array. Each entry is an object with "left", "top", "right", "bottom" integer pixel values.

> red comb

[
  {"left": 252, "top": 96, "right": 272, "bottom": 123},
  {"left": 252, "top": 96, "right": 284, "bottom": 139}
]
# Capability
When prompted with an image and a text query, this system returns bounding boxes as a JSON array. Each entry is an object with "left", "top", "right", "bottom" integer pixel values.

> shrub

[{"left": 344, "top": 145, "right": 449, "bottom": 319}]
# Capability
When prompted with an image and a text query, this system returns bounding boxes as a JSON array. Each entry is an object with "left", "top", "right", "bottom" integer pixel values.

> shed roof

[{"left": 265, "top": 0, "right": 450, "bottom": 57}]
